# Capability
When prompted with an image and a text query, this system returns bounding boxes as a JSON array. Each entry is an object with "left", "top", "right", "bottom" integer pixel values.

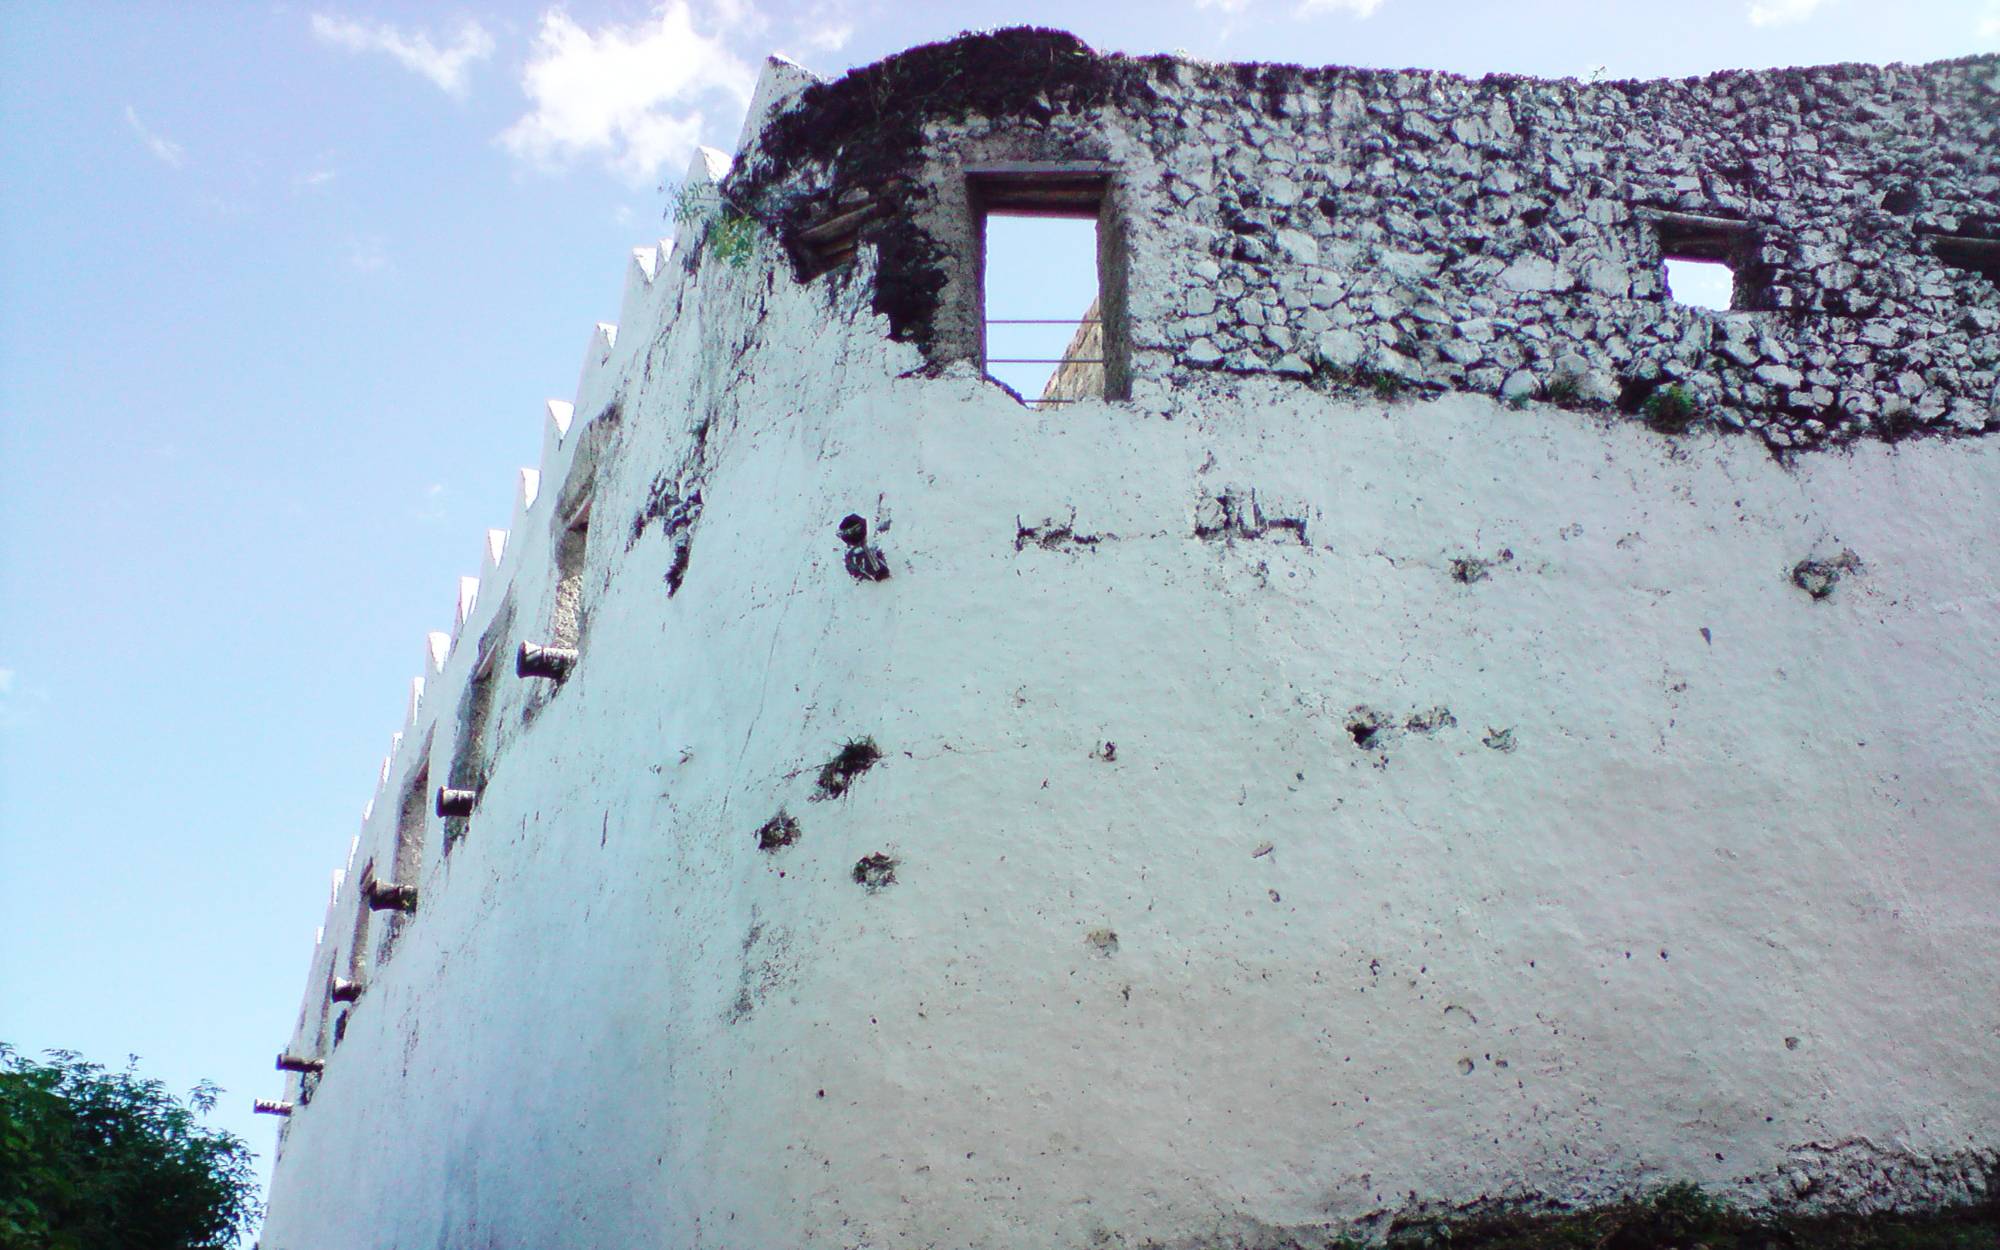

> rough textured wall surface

[
  {"left": 260, "top": 32, "right": 1999, "bottom": 1250},
  {"left": 741, "top": 30, "right": 1999, "bottom": 452}
]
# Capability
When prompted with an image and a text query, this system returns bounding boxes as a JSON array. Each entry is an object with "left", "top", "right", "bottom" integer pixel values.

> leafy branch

[{"left": 668, "top": 181, "right": 764, "bottom": 270}]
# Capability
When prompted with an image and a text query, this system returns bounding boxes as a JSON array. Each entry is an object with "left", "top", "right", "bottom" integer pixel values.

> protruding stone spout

[
  {"left": 331, "top": 978, "right": 365, "bottom": 1004},
  {"left": 366, "top": 880, "right": 418, "bottom": 913},
  {"left": 276, "top": 1053, "right": 325, "bottom": 1075},
  {"left": 435, "top": 787, "right": 478, "bottom": 818},
  {"left": 838, "top": 513, "right": 890, "bottom": 582},
  {"left": 517, "top": 641, "right": 578, "bottom": 680},
  {"left": 254, "top": 1099, "right": 294, "bottom": 1116}
]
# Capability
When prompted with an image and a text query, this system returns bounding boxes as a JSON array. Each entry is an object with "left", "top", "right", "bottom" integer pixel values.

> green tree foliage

[
  {"left": 0, "top": 1044, "right": 259, "bottom": 1250},
  {"left": 668, "top": 182, "right": 762, "bottom": 269}
]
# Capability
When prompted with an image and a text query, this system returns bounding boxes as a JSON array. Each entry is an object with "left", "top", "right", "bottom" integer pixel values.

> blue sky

[{"left": 1, "top": 0, "right": 1993, "bottom": 1233}]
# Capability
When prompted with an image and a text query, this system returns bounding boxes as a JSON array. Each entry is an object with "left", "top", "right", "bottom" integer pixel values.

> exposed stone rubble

[
  {"left": 735, "top": 30, "right": 2000, "bottom": 451},
  {"left": 1039, "top": 297, "right": 1106, "bottom": 404}
]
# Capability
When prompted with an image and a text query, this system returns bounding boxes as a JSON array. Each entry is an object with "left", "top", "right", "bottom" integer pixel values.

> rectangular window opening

[
  {"left": 392, "top": 760, "right": 429, "bottom": 884},
  {"left": 343, "top": 863, "right": 373, "bottom": 1003},
  {"left": 972, "top": 165, "right": 1127, "bottom": 406},
  {"left": 550, "top": 496, "right": 591, "bottom": 652},
  {"left": 1664, "top": 258, "right": 1736, "bottom": 311},
  {"left": 444, "top": 595, "right": 514, "bottom": 847},
  {"left": 375, "top": 760, "right": 429, "bottom": 967},
  {"left": 315, "top": 964, "right": 336, "bottom": 1053},
  {"left": 1650, "top": 211, "right": 1762, "bottom": 311}
]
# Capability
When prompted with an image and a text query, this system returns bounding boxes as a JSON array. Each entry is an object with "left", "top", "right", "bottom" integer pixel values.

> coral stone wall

[{"left": 744, "top": 31, "right": 1999, "bottom": 451}]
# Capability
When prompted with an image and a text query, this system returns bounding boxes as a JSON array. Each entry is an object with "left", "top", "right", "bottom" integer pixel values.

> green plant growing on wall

[
  {"left": 1642, "top": 382, "right": 1700, "bottom": 434},
  {"left": 1309, "top": 356, "right": 1352, "bottom": 389},
  {"left": 670, "top": 182, "right": 762, "bottom": 270},
  {"left": 1543, "top": 371, "right": 1583, "bottom": 405},
  {"left": 1340, "top": 356, "right": 1405, "bottom": 400},
  {"left": 1310, "top": 353, "right": 1408, "bottom": 401},
  {"left": 1878, "top": 399, "right": 1923, "bottom": 444}
]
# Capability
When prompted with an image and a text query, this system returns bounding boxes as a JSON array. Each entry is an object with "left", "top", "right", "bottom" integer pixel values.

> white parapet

[
  {"left": 733, "top": 54, "right": 824, "bottom": 161},
  {"left": 672, "top": 146, "right": 736, "bottom": 259},
  {"left": 425, "top": 631, "right": 451, "bottom": 676},
  {"left": 454, "top": 576, "right": 480, "bottom": 638},
  {"left": 506, "top": 470, "right": 542, "bottom": 566},
  {"left": 619, "top": 248, "right": 660, "bottom": 331},
  {"left": 382, "top": 735, "right": 400, "bottom": 780},
  {"left": 574, "top": 324, "right": 620, "bottom": 410}
]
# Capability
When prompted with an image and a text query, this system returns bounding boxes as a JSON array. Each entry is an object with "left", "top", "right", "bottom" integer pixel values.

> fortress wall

[
  {"left": 745, "top": 33, "right": 1998, "bottom": 449},
  {"left": 262, "top": 34, "right": 1999, "bottom": 1250}
]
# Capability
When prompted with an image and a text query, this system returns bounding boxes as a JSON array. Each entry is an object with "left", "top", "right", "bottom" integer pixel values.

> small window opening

[
  {"left": 343, "top": 860, "right": 373, "bottom": 995},
  {"left": 550, "top": 496, "right": 591, "bottom": 653},
  {"left": 1664, "top": 259, "right": 1735, "bottom": 311},
  {"left": 315, "top": 964, "right": 336, "bottom": 1052},
  {"left": 972, "top": 165, "right": 1126, "bottom": 406},
  {"left": 392, "top": 760, "right": 428, "bottom": 884},
  {"left": 375, "top": 761, "right": 428, "bottom": 967},
  {"left": 444, "top": 595, "right": 514, "bottom": 847},
  {"left": 1651, "top": 211, "right": 1762, "bottom": 311},
  {"left": 520, "top": 496, "right": 591, "bottom": 715},
  {"left": 1928, "top": 234, "right": 2000, "bottom": 287},
  {"left": 984, "top": 215, "right": 1101, "bottom": 405},
  {"left": 529, "top": 407, "right": 614, "bottom": 698}
]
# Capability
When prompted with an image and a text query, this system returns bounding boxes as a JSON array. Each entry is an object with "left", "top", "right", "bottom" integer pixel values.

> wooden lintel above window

[
  {"left": 968, "top": 163, "right": 1111, "bottom": 217},
  {"left": 1927, "top": 234, "right": 2000, "bottom": 283},
  {"left": 1642, "top": 209, "right": 1758, "bottom": 262}
]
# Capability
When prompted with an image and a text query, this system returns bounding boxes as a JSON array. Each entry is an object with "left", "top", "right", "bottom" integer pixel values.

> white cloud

[
  {"left": 800, "top": 19, "right": 852, "bottom": 51},
  {"left": 310, "top": 14, "right": 495, "bottom": 96},
  {"left": 498, "top": 3, "right": 756, "bottom": 187},
  {"left": 346, "top": 236, "right": 388, "bottom": 272},
  {"left": 0, "top": 666, "right": 25, "bottom": 731},
  {"left": 1979, "top": 0, "right": 2000, "bottom": 39},
  {"left": 1747, "top": 0, "right": 1830, "bottom": 26},
  {"left": 1296, "top": 0, "right": 1386, "bottom": 14},
  {"left": 784, "top": 0, "right": 852, "bottom": 51},
  {"left": 123, "top": 106, "right": 184, "bottom": 167},
  {"left": 296, "top": 167, "right": 338, "bottom": 190},
  {"left": 1194, "top": 0, "right": 1254, "bottom": 11}
]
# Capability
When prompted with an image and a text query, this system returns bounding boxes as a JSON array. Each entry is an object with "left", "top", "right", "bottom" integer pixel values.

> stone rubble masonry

[
  {"left": 259, "top": 29, "right": 1999, "bottom": 1250},
  {"left": 735, "top": 29, "right": 1999, "bottom": 452}
]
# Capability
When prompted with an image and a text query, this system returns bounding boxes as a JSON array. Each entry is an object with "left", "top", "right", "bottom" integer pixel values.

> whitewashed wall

[{"left": 260, "top": 63, "right": 1998, "bottom": 1250}]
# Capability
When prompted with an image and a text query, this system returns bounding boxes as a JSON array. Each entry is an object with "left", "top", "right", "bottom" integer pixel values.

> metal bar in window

[{"left": 986, "top": 319, "right": 1103, "bottom": 325}]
